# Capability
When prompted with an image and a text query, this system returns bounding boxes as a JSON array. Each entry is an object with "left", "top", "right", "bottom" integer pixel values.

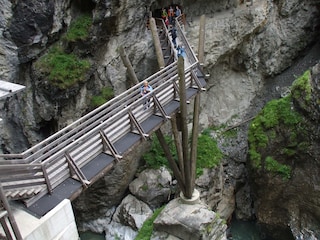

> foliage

[
  {"left": 291, "top": 70, "right": 311, "bottom": 104},
  {"left": 282, "top": 148, "right": 296, "bottom": 156},
  {"left": 65, "top": 14, "right": 92, "bottom": 42},
  {"left": 265, "top": 156, "right": 291, "bottom": 180},
  {"left": 221, "top": 128, "right": 238, "bottom": 138},
  {"left": 248, "top": 95, "right": 301, "bottom": 169},
  {"left": 90, "top": 87, "right": 114, "bottom": 107},
  {"left": 36, "top": 46, "right": 90, "bottom": 89},
  {"left": 142, "top": 135, "right": 173, "bottom": 169},
  {"left": 196, "top": 130, "right": 223, "bottom": 176},
  {"left": 142, "top": 130, "right": 223, "bottom": 177},
  {"left": 135, "top": 206, "right": 165, "bottom": 240}
]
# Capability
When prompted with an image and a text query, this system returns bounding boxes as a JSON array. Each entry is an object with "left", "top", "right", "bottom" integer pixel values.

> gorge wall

[{"left": 0, "top": 0, "right": 319, "bottom": 239}]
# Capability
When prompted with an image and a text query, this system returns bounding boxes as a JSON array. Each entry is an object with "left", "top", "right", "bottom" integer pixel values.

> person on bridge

[
  {"left": 168, "top": 6, "right": 174, "bottom": 25},
  {"left": 175, "top": 6, "right": 181, "bottom": 17},
  {"left": 161, "top": 8, "right": 168, "bottom": 21},
  {"left": 164, "top": 16, "right": 170, "bottom": 28},
  {"left": 177, "top": 45, "right": 186, "bottom": 58},
  {"left": 169, "top": 26, "right": 177, "bottom": 48},
  {"left": 140, "top": 80, "right": 153, "bottom": 109}
]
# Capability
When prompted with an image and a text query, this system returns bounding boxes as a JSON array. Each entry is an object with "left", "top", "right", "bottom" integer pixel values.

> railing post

[
  {"left": 65, "top": 152, "right": 90, "bottom": 188},
  {"left": 41, "top": 163, "right": 53, "bottom": 194},
  {"left": 0, "top": 182, "right": 23, "bottom": 240},
  {"left": 99, "top": 130, "right": 122, "bottom": 162}
]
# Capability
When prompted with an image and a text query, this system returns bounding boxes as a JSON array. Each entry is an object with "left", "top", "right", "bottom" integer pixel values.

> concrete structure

[
  {"left": 0, "top": 81, "right": 25, "bottom": 100},
  {"left": 1, "top": 200, "right": 79, "bottom": 240},
  {"left": 0, "top": 80, "right": 25, "bottom": 122}
]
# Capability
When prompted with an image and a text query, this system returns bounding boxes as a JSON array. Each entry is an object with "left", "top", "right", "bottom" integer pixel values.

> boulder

[
  {"left": 113, "top": 194, "right": 153, "bottom": 230},
  {"left": 153, "top": 198, "right": 228, "bottom": 240},
  {"left": 129, "top": 167, "right": 175, "bottom": 209}
]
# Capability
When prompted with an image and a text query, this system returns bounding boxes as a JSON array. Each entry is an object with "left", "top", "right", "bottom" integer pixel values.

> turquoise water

[
  {"left": 79, "top": 231, "right": 105, "bottom": 240},
  {"left": 229, "top": 219, "right": 263, "bottom": 240}
]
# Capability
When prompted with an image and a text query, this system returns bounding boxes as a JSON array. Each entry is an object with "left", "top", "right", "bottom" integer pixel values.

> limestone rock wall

[
  {"left": 185, "top": 0, "right": 319, "bottom": 126},
  {"left": 248, "top": 65, "right": 320, "bottom": 239},
  {"left": 0, "top": 0, "right": 157, "bottom": 153},
  {"left": 1, "top": 0, "right": 318, "bottom": 151},
  {"left": 0, "top": 0, "right": 319, "bottom": 238}
]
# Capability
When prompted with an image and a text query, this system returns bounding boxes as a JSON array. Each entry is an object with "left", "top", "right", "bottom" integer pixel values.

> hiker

[
  {"left": 170, "top": 27, "right": 177, "bottom": 48},
  {"left": 140, "top": 80, "right": 153, "bottom": 109},
  {"left": 164, "top": 16, "right": 170, "bottom": 28},
  {"left": 161, "top": 8, "right": 168, "bottom": 20},
  {"left": 177, "top": 45, "right": 186, "bottom": 58},
  {"left": 168, "top": 6, "right": 174, "bottom": 25},
  {"left": 175, "top": 6, "right": 181, "bottom": 17}
]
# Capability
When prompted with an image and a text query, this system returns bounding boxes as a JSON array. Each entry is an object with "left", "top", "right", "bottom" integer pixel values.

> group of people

[
  {"left": 161, "top": 5, "right": 182, "bottom": 28},
  {"left": 168, "top": 19, "right": 186, "bottom": 58},
  {"left": 139, "top": 6, "right": 184, "bottom": 110},
  {"left": 162, "top": 6, "right": 185, "bottom": 58}
]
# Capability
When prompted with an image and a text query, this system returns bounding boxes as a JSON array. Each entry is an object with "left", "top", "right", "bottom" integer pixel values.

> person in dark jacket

[{"left": 170, "top": 27, "right": 177, "bottom": 48}]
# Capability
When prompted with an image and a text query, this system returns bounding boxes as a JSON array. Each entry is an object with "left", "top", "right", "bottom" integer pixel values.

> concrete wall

[{"left": 17, "top": 199, "right": 79, "bottom": 240}]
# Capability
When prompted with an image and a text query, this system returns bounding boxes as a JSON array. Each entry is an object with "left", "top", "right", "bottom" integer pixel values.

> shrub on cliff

[
  {"left": 90, "top": 86, "right": 114, "bottom": 107},
  {"left": 143, "top": 130, "right": 223, "bottom": 177},
  {"left": 248, "top": 70, "right": 311, "bottom": 180},
  {"left": 65, "top": 14, "right": 92, "bottom": 42},
  {"left": 35, "top": 14, "right": 93, "bottom": 89},
  {"left": 36, "top": 46, "right": 91, "bottom": 89}
]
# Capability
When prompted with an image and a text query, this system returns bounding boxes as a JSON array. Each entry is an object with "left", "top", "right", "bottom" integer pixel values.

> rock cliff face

[
  {"left": 0, "top": 0, "right": 156, "bottom": 152},
  {"left": 0, "top": 0, "right": 319, "bottom": 238},
  {"left": 248, "top": 65, "right": 320, "bottom": 239}
]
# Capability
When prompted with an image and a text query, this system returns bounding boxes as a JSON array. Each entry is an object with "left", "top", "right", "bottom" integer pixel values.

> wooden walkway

[{"left": 0, "top": 15, "right": 206, "bottom": 217}]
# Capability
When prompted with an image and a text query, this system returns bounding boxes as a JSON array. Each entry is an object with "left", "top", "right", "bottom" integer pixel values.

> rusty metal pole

[
  {"left": 119, "top": 46, "right": 139, "bottom": 86},
  {"left": 149, "top": 17, "right": 165, "bottom": 69},
  {"left": 198, "top": 15, "right": 205, "bottom": 66}
]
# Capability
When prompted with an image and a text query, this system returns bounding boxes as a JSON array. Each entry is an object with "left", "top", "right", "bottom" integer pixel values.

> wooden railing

[{"left": 0, "top": 14, "right": 204, "bottom": 203}]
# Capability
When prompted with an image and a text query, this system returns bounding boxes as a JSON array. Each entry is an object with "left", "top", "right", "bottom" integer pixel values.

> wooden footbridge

[{"left": 0, "top": 14, "right": 206, "bottom": 231}]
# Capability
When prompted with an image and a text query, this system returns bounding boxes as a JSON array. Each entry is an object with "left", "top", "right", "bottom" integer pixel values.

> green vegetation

[
  {"left": 90, "top": 87, "right": 114, "bottom": 107},
  {"left": 135, "top": 206, "right": 164, "bottom": 240},
  {"left": 248, "top": 70, "right": 313, "bottom": 180},
  {"left": 142, "top": 135, "right": 174, "bottom": 169},
  {"left": 221, "top": 128, "right": 238, "bottom": 138},
  {"left": 265, "top": 156, "right": 291, "bottom": 180},
  {"left": 142, "top": 129, "right": 223, "bottom": 177},
  {"left": 248, "top": 95, "right": 301, "bottom": 169},
  {"left": 291, "top": 70, "right": 311, "bottom": 105},
  {"left": 36, "top": 46, "right": 91, "bottom": 89},
  {"left": 65, "top": 14, "right": 92, "bottom": 42},
  {"left": 196, "top": 130, "right": 223, "bottom": 176},
  {"left": 35, "top": 14, "right": 93, "bottom": 90}
]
